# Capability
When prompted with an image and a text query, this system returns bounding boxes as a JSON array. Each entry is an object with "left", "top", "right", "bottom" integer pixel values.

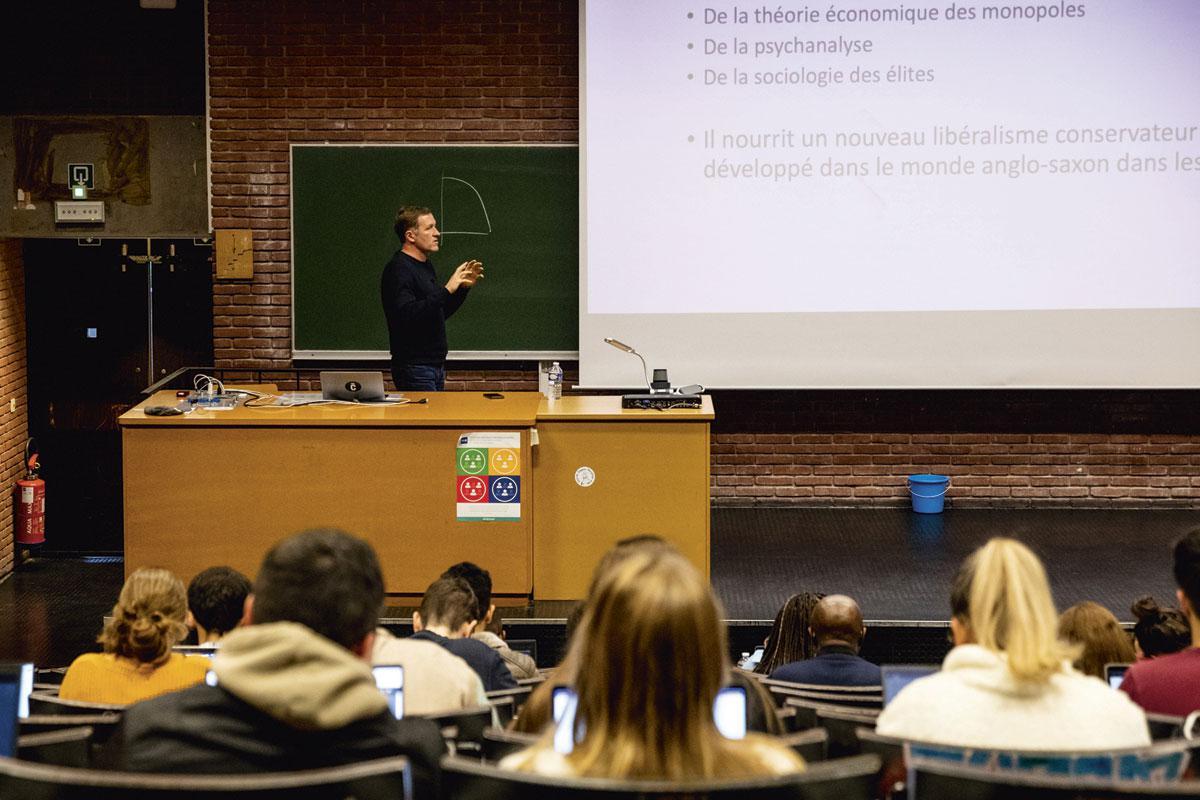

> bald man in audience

[{"left": 769, "top": 594, "right": 882, "bottom": 686}]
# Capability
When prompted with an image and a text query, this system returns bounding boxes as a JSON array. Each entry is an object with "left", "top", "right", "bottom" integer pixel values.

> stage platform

[{"left": 2, "top": 508, "right": 1197, "bottom": 668}]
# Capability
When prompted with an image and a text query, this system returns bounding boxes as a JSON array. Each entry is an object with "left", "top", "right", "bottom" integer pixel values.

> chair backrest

[
  {"left": 440, "top": 752, "right": 882, "bottom": 799},
  {"left": 778, "top": 728, "right": 830, "bottom": 762},
  {"left": 0, "top": 754, "right": 412, "bottom": 800},
  {"left": 17, "top": 727, "right": 93, "bottom": 768},
  {"left": 21, "top": 716, "right": 121, "bottom": 747},
  {"left": 856, "top": 728, "right": 907, "bottom": 800},
  {"left": 480, "top": 728, "right": 539, "bottom": 763},
  {"left": 28, "top": 693, "right": 124, "bottom": 717},
  {"left": 486, "top": 685, "right": 534, "bottom": 713},
  {"left": 418, "top": 705, "right": 493, "bottom": 755},
  {"left": 1146, "top": 714, "right": 1185, "bottom": 741},
  {"left": 905, "top": 739, "right": 1193, "bottom": 784},
  {"left": 815, "top": 706, "right": 879, "bottom": 759},
  {"left": 488, "top": 696, "right": 517, "bottom": 729},
  {"left": 910, "top": 757, "right": 1200, "bottom": 799},
  {"left": 763, "top": 681, "right": 883, "bottom": 711}
]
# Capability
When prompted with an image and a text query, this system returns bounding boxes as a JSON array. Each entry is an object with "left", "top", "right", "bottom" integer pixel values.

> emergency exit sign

[{"left": 67, "top": 163, "right": 94, "bottom": 189}]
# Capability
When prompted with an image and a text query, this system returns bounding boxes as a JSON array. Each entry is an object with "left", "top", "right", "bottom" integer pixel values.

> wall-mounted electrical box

[{"left": 54, "top": 201, "right": 105, "bottom": 223}]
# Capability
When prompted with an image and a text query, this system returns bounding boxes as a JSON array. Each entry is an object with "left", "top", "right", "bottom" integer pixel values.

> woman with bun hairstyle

[
  {"left": 502, "top": 548, "right": 804, "bottom": 779},
  {"left": 1130, "top": 595, "right": 1191, "bottom": 659},
  {"left": 60, "top": 568, "right": 211, "bottom": 704},
  {"left": 877, "top": 538, "right": 1149, "bottom": 750}
]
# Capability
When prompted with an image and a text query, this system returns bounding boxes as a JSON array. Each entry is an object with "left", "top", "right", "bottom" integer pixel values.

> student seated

[
  {"left": 411, "top": 577, "right": 517, "bottom": 692},
  {"left": 753, "top": 591, "right": 824, "bottom": 676},
  {"left": 1120, "top": 528, "right": 1200, "bottom": 716},
  {"left": 186, "top": 566, "right": 251, "bottom": 645},
  {"left": 1130, "top": 595, "right": 1190, "bottom": 660},
  {"left": 770, "top": 594, "right": 881, "bottom": 687},
  {"left": 1057, "top": 601, "right": 1135, "bottom": 679},
  {"left": 60, "top": 568, "right": 210, "bottom": 705},
  {"left": 371, "top": 626, "right": 488, "bottom": 716},
  {"left": 99, "top": 529, "right": 444, "bottom": 791},
  {"left": 876, "top": 537, "right": 1149, "bottom": 751},
  {"left": 501, "top": 548, "right": 805, "bottom": 779},
  {"left": 443, "top": 561, "right": 539, "bottom": 680}
]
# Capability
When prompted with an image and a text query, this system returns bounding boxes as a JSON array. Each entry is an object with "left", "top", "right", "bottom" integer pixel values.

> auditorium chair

[
  {"left": 21, "top": 715, "right": 121, "bottom": 747},
  {"left": 855, "top": 728, "right": 906, "bottom": 800},
  {"left": 439, "top": 752, "right": 882, "bottom": 799},
  {"left": 909, "top": 757, "right": 1200, "bottom": 799},
  {"left": 1146, "top": 714, "right": 1185, "bottom": 741},
  {"left": 485, "top": 685, "right": 534, "bottom": 727},
  {"left": 815, "top": 706, "right": 880, "bottom": 759},
  {"left": 28, "top": 692, "right": 125, "bottom": 717},
  {"left": 779, "top": 727, "right": 830, "bottom": 762},
  {"left": 0, "top": 754, "right": 413, "bottom": 800},
  {"left": 762, "top": 679, "right": 884, "bottom": 711},
  {"left": 17, "top": 727, "right": 93, "bottom": 768},
  {"left": 480, "top": 728, "right": 539, "bottom": 762},
  {"left": 418, "top": 705, "right": 493, "bottom": 756}
]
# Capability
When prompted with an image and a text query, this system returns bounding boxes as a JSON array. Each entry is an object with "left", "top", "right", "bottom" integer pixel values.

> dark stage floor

[{"left": 2, "top": 508, "right": 1197, "bottom": 669}]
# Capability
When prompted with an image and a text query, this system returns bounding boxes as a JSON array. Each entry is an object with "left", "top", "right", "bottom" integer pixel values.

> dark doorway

[{"left": 24, "top": 238, "right": 212, "bottom": 555}]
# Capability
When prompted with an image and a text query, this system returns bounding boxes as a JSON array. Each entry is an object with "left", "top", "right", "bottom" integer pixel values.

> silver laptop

[{"left": 320, "top": 371, "right": 387, "bottom": 402}]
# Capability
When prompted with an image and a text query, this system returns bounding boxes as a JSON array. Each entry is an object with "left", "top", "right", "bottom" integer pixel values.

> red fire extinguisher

[{"left": 15, "top": 440, "right": 45, "bottom": 546}]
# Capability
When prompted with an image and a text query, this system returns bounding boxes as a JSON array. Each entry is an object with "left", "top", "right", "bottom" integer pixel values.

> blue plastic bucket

[{"left": 908, "top": 474, "right": 950, "bottom": 514}]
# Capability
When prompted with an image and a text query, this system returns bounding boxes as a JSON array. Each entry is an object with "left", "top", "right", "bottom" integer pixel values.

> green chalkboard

[{"left": 291, "top": 145, "right": 578, "bottom": 357}]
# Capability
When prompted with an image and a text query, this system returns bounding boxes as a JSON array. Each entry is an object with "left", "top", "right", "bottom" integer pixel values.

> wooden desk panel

[
  {"left": 532, "top": 396, "right": 712, "bottom": 599},
  {"left": 121, "top": 392, "right": 538, "bottom": 595}
]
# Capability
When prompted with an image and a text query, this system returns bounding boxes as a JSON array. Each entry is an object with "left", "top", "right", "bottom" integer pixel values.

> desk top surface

[{"left": 120, "top": 390, "right": 714, "bottom": 427}]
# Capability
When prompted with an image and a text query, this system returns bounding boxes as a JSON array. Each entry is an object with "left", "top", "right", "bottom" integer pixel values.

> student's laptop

[
  {"left": 506, "top": 639, "right": 538, "bottom": 665},
  {"left": 1105, "top": 662, "right": 1131, "bottom": 690},
  {"left": 320, "top": 371, "right": 387, "bottom": 402},
  {"left": 0, "top": 663, "right": 33, "bottom": 757},
  {"left": 881, "top": 664, "right": 937, "bottom": 706}
]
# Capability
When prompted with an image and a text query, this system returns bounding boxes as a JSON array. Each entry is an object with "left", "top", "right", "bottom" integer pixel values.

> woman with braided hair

[{"left": 60, "top": 568, "right": 210, "bottom": 704}]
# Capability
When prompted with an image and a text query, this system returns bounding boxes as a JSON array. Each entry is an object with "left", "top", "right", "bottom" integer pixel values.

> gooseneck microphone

[{"left": 604, "top": 337, "right": 652, "bottom": 391}]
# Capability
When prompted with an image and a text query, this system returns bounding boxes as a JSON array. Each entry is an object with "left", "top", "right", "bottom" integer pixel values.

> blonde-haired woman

[
  {"left": 876, "top": 538, "right": 1149, "bottom": 750},
  {"left": 502, "top": 548, "right": 803, "bottom": 779},
  {"left": 60, "top": 568, "right": 210, "bottom": 705}
]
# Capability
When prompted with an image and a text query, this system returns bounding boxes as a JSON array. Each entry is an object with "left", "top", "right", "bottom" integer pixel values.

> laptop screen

[
  {"left": 882, "top": 664, "right": 937, "bottom": 706},
  {"left": 0, "top": 663, "right": 31, "bottom": 757}
]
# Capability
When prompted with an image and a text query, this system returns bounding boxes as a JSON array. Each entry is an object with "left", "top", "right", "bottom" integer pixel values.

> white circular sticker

[{"left": 574, "top": 466, "right": 596, "bottom": 488}]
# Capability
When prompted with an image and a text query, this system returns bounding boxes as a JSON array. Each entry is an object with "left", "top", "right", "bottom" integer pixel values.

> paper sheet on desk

[{"left": 456, "top": 431, "right": 521, "bottom": 521}]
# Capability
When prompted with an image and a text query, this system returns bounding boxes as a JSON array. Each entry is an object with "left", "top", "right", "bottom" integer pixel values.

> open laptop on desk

[{"left": 320, "top": 371, "right": 390, "bottom": 402}]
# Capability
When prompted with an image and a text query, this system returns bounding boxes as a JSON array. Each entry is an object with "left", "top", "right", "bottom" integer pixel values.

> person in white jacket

[{"left": 876, "top": 537, "right": 1150, "bottom": 751}]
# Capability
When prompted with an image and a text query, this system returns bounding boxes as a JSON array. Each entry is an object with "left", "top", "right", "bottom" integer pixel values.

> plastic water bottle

[{"left": 548, "top": 361, "right": 563, "bottom": 401}]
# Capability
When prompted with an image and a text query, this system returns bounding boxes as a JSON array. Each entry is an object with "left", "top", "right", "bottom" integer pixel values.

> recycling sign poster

[{"left": 456, "top": 431, "right": 521, "bottom": 521}]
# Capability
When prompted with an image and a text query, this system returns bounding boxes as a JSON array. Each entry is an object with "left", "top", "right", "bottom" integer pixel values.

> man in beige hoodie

[{"left": 100, "top": 529, "right": 445, "bottom": 793}]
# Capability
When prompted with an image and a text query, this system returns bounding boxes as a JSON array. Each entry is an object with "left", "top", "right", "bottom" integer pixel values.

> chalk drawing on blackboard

[{"left": 440, "top": 176, "right": 493, "bottom": 236}]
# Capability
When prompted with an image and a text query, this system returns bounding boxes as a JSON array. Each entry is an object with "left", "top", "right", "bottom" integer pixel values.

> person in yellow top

[{"left": 60, "top": 568, "right": 210, "bottom": 705}]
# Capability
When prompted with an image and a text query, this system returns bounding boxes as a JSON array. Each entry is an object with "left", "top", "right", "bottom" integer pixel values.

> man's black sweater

[{"left": 380, "top": 250, "right": 469, "bottom": 366}]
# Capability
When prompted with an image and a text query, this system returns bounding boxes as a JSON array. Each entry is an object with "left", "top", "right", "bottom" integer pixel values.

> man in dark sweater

[
  {"left": 1120, "top": 527, "right": 1200, "bottom": 716},
  {"left": 380, "top": 205, "right": 483, "bottom": 390},
  {"left": 412, "top": 576, "right": 517, "bottom": 692},
  {"left": 770, "top": 594, "right": 882, "bottom": 687}
]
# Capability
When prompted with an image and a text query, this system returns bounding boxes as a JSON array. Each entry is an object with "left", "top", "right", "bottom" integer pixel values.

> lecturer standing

[{"left": 381, "top": 206, "right": 483, "bottom": 390}]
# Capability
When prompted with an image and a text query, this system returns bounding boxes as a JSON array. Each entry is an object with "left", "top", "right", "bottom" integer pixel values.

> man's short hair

[
  {"left": 419, "top": 577, "right": 476, "bottom": 631},
  {"left": 1173, "top": 528, "right": 1200, "bottom": 611},
  {"left": 187, "top": 566, "right": 251, "bottom": 636},
  {"left": 251, "top": 528, "right": 384, "bottom": 650},
  {"left": 394, "top": 205, "right": 433, "bottom": 242},
  {"left": 441, "top": 562, "right": 491, "bottom": 621}
]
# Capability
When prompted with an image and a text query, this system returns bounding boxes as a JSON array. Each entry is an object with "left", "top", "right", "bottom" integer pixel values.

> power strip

[{"left": 621, "top": 393, "right": 702, "bottom": 410}]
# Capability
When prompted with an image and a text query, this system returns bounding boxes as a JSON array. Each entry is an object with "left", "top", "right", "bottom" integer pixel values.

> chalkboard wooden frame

[{"left": 289, "top": 143, "right": 579, "bottom": 360}]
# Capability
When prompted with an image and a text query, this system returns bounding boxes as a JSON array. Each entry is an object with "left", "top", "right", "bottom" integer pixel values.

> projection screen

[{"left": 579, "top": 0, "right": 1200, "bottom": 389}]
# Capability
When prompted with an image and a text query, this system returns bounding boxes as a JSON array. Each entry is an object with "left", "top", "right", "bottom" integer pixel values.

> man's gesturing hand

[{"left": 446, "top": 260, "right": 484, "bottom": 293}]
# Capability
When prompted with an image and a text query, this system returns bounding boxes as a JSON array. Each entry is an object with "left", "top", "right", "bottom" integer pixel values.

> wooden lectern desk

[{"left": 120, "top": 391, "right": 713, "bottom": 600}]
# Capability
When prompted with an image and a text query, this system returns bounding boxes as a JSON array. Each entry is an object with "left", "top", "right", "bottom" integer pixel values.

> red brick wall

[
  {"left": 207, "top": 0, "right": 577, "bottom": 370},
  {"left": 0, "top": 240, "right": 29, "bottom": 574},
  {"left": 712, "top": 433, "right": 1200, "bottom": 507},
  {"left": 207, "top": 2, "right": 1199, "bottom": 509}
]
